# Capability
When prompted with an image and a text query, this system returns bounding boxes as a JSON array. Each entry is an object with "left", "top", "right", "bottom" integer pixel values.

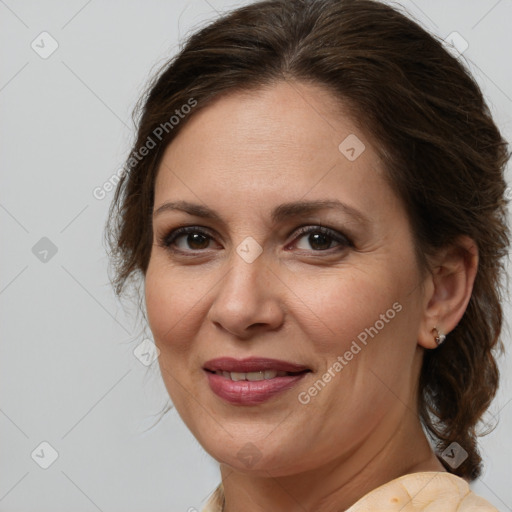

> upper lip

[{"left": 203, "top": 357, "right": 310, "bottom": 373}]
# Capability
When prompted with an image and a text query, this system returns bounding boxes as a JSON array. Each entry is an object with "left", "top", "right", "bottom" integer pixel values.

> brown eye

[
  {"left": 180, "top": 232, "right": 211, "bottom": 250},
  {"left": 293, "top": 226, "right": 352, "bottom": 252},
  {"left": 161, "top": 227, "right": 215, "bottom": 252},
  {"left": 301, "top": 232, "right": 335, "bottom": 250}
]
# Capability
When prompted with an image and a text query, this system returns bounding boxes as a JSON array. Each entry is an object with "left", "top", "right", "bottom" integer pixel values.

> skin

[{"left": 145, "top": 80, "right": 478, "bottom": 512}]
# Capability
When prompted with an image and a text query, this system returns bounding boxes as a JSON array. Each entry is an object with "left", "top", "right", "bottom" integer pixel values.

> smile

[{"left": 203, "top": 357, "right": 311, "bottom": 405}]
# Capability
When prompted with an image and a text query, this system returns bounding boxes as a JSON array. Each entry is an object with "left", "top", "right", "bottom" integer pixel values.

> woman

[{"left": 107, "top": 0, "right": 510, "bottom": 510}]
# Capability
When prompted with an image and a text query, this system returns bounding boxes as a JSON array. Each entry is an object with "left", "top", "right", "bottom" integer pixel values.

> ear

[{"left": 417, "top": 235, "right": 479, "bottom": 349}]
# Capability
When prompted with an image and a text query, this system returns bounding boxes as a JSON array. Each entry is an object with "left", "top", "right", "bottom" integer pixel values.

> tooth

[
  {"left": 246, "top": 371, "right": 265, "bottom": 381},
  {"left": 217, "top": 370, "right": 292, "bottom": 381}
]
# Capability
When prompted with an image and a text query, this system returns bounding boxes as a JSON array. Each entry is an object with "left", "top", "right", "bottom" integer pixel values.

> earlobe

[
  {"left": 417, "top": 236, "right": 479, "bottom": 350},
  {"left": 431, "top": 327, "right": 446, "bottom": 346}
]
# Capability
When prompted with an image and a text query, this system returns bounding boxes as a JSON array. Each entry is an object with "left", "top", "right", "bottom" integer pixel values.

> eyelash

[{"left": 158, "top": 225, "right": 353, "bottom": 255}]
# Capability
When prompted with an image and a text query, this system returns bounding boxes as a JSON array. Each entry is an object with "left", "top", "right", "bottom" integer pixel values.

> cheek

[
  {"left": 144, "top": 261, "right": 210, "bottom": 415},
  {"left": 145, "top": 265, "right": 172, "bottom": 343},
  {"left": 290, "top": 255, "right": 422, "bottom": 403},
  {"left": 291, "top": 269, "right": 401, "bottom": 356},
  {"left": 144, "top": 260, "right": 205, "bottom": 354}
]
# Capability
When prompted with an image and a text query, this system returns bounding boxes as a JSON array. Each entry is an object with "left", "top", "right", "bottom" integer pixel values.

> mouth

[
  {"left": 203, "top": 356, "right": 311, "bottom": 374},
  {"left": 203, "top": 357, "right": 311, "bottom": 405},
  {"left": 208, "top": 369, "right": 305, "bottom": 381}
]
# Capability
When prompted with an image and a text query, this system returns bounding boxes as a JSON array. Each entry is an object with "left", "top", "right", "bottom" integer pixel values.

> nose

[{"left": 207, "top": 253, "right": 285, "bottom": 339}]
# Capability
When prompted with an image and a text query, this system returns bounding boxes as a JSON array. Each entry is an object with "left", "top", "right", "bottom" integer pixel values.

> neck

[{"left": 220, "top": 412, "right": 445, "bottom": 512}]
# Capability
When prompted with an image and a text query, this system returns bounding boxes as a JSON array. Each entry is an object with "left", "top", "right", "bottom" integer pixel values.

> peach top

[{"left": 202, "top": 472, "right": 498, "bottom": 511}]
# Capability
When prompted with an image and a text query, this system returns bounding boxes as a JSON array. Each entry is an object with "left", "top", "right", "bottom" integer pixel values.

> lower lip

[{"left": 205, "top": 371, "right": 308, "bottom": 405}]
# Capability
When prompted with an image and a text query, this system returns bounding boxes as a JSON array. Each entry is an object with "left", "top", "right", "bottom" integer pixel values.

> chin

[{"left": 197, "top": 432, "right": 310, "bottom": 477}]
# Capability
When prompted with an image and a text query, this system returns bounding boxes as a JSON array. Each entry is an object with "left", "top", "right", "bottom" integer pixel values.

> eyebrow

[{"left": 153, "top": 199, "right": 369, "bottom": 226}]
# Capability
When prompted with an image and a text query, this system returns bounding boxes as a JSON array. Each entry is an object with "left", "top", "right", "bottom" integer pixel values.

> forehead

[{"left": 154, "top": 81, "right": 396, "bottom": 220}]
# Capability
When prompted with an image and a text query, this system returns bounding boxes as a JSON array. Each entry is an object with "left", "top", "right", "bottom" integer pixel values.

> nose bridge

[
  {"left": 220, "top": 231, "right": 269, "bottom": 295},
  {"left": 208, "top": 247, "right": 284, "bottom": 337},
  {"left": 219, "top": 248, "right": 271, "bottom": 310}
]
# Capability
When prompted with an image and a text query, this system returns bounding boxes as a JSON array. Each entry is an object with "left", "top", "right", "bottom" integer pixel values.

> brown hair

[{"left": 107, "top": 0, "right": 510, "bottom": 481}]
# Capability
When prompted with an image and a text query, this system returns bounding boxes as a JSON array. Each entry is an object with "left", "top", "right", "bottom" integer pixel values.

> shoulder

[{"left": 346, "top": 471, "right": 498, "bottom": 511}]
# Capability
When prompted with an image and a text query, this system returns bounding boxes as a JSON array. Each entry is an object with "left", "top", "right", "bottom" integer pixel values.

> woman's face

[{"left": 145, "top": 81, "right": 430, "bottom": 476}]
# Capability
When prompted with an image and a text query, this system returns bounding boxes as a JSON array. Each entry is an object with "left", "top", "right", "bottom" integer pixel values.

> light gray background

[{"left": 1, "top": 1, "right": 511, "bottom": 511}]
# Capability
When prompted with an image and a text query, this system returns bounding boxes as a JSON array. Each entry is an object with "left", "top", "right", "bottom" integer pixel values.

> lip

[
  {"left": 203, "top": 357, "right": 310, "bottom": 373},
  {"left": 203, "top": 357, "right": 310, "bottom": 405}
]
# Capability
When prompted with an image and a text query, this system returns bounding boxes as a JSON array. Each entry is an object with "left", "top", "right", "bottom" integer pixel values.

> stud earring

[{"left": 432, "top": 327, "right": 446, "bottom": 346}]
